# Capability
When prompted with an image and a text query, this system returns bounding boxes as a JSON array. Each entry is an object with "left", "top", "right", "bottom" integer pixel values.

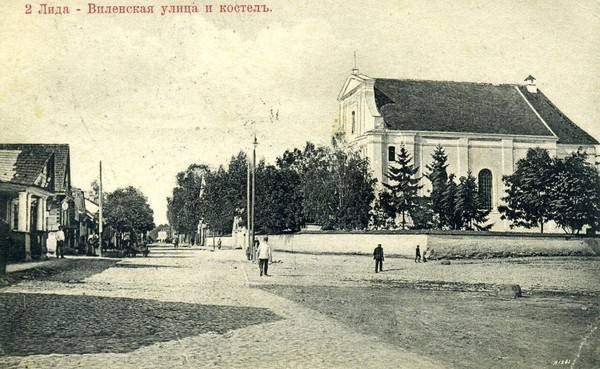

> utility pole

[
  {"left": 251, "top": 136, "right": 258, "bottom": 254},
  {"left": 98, "top": 161, "right": 103, "bottom": 258},
  {"left": 247, "top": 158, "right": 251, "bottom": 256}
]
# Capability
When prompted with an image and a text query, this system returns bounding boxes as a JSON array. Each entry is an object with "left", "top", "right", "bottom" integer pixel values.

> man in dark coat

[{"left": 373, "top": 244, "right": 384, "bottom": 273}]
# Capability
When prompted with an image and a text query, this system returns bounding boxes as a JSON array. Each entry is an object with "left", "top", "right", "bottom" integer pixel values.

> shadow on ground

[
  {"left": 0, "top": 292, "right": 282, "bottom": 356},
  {"left": 1, "top": 259, "right": 118, "bottom": 288}
]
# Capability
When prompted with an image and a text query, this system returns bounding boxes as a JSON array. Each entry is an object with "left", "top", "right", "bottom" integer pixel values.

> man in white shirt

[
  {"left": 256, "top": 236, "right": 272, "bottom": 277},
  {"left": 55, "top": 226, "right": 65, "bottom": 258}
]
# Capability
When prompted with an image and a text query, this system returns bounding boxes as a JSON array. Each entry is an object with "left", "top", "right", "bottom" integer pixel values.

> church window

[
  {"left": 351, "top": 111, "right": 355, "bottom": 134},
  {"left": 388, "top": 146, "right": 396, "bottom": 162},
  {"left": 478, "top": 169, "right": 493, "bottom": 210}
]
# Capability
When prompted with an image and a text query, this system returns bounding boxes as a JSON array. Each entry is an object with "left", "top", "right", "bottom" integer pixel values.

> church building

[{"left": 337, "top": 70, "right": 599, "bottom": 231}]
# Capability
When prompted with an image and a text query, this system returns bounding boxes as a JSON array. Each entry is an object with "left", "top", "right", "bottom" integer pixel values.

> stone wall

[{"left": 220, "top": 231, "right": 599, "bottom": 259}]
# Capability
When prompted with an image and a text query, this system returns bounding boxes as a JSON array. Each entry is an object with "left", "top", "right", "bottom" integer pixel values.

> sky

[{"left": 1, "top": 0, "right": 599, "bottom": 225}]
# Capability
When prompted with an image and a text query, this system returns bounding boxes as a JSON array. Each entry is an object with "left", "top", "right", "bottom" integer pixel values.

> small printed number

[
  {"left": 553, "top": 359, "right": 571, "bottom": 365},
  {"left": 25, "top": 4, "right": 32, "bottom": 14}
]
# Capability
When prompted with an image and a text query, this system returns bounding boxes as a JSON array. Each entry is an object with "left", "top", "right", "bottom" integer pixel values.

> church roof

[
  {"left": 516, "top": 86, "right": 598, "bottom": 145},
  {"left": 373, "top": 79, "right": 598, "bottom": 144}
]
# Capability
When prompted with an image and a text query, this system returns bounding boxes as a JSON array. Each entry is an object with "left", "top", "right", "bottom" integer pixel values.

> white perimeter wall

[{"left": 219, "top": 232, "right": 599, "bottom": 259}]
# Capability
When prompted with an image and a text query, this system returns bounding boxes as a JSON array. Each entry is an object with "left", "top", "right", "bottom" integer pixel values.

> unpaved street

[
  {"left": 1, "top": 246, "right": 598, "bottom": 368},
  {"left": 0, "top": 246, "right": 443, "bottom": 369}
]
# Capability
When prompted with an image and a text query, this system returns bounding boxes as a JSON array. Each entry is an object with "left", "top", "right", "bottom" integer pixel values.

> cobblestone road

[{"left": 0, "top": 247, "right": 446, "bottom": 369}]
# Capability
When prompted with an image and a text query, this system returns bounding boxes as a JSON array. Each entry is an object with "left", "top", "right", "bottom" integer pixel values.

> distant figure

[
  {"left": 245, "top": 240, "right": 253, "bottom": 261},
  {"left": 256, "top": 236, "right": 272, "bottom": 277},
  {"left": 122, "top": 232, "right": 131, "bottom": 250},
  {"left": 373, "top": 244, "right": 384, "bottom": 273},
  {"left": 253, "top": 239, "right": 260, "bottom": 262},
  {"left": 88, "top": 232, "right": 99, "bottom": 256},
  {"left": 173, "top": 236, "right": 179, "bottom": 249},
  {"left": 217, "top": 238, "right": 222, "bottom": 249},
  {"left": 55, "top": 226, "right": 65, "bottom": 259},
  {"left": 422, "top": 249, "right": 428, "bottom": 263},
  {"left": 415, "top": 245, "right": 421, "bottom": 263}
]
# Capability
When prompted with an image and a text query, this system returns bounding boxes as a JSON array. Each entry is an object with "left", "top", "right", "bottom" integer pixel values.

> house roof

[
  {"left": 0, "top": 144, "right": 71, "bottom": 190},
  {"left": 372, "top": 78, "right": 598, "bottom": 144}
]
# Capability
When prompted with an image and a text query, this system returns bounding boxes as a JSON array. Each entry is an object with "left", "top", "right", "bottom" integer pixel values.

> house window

[
  {"left": 478, "top": 169, "right": 493, "bottom": 210},
  {"left": 388, "top": 146, "right": 396, "bottom": 162},
  {"left": 351, "top": 111, "right": 356, "bottom": 134}
]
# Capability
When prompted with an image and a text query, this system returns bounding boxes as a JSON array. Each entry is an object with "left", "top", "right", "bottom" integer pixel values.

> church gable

[{"left": 337, "top": 72, "right": 373, "bottom": 101}]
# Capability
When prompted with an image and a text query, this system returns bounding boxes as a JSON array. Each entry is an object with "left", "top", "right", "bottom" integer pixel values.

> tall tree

[
  {"left": 440, "top": 174, "right": 461, "bottom": 230},
  {"left": 199, "top": 153, "right": 248, "bottom": 235},
  {"left": 254, "top": 162, "right": 304, "bottom": 233},
  {"left": 425, "top": 145, "right": 449, "bottom": 229},
  {"left": 278, "top": 141, "right": 376, "bottom": 230},
  {"left": 167, "top": 164, "right": 208, "bottom": 242},
  {"left": 104, "top": 186, "right": 155, "bottom": 237},
  {"left": 383, "top": 146, "right": 423, "bottom": 230},
  {"left": 499, "top": 148, "right": 554, "bottom": 233},
  {"left": 455, "top": 171, "right": 491, "bottom": 230},
  {"left": 550, "top": 150, "right": 600, "bottom": 234}
]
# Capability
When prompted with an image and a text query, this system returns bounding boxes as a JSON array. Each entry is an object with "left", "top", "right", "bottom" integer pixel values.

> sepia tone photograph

[{"left": 1, "top": 1, "right": 599, "bottom": 368}]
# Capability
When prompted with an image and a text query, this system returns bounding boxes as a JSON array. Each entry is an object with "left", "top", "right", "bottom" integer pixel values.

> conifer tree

[
  {"left": 383, "top": 146, "right": 423, "bottom": 229},
  {"left": 455, "top": 171, "right": 491, "bottom": 230},
  {"left": 425, "top": 145, "right": 449, "bottom": 228},
  {"left": 440, "top": 174, "right": 461, "bottom": 230}
]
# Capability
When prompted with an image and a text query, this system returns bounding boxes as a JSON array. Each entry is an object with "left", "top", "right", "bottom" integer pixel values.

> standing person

[
  {"left": 245, "top": 240, "right": 253, "bottom": 261},
  {"left": 373, "top": 243, "right": 384, "bottom": 273},
  {"left": 55, "top": 226, "right": 65, "bottom": 259},
  {"left": 88, "top": 232, "right": 99, "bottom": 256},
  {"left": 253, "top": 239, "right": 260, "bottom": 262},
  {"left": 217, "top": 238, "right": 222, "bottom": 250},
  {"left": 256, "top": 236, "right": 272, "bottom": 277},
  {"left": 415, "top": 244, "right": 421, "bottom": 263},
  {"left": 173, "top": 236, "right": 179, "bottom": 249}
]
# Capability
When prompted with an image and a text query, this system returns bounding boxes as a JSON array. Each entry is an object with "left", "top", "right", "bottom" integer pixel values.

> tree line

[
  {"left": 167, "top": 140, "right": 600, "bottom": 239},
  {"left": 167, "top": 139, "right": 376, "bottom": 241}
]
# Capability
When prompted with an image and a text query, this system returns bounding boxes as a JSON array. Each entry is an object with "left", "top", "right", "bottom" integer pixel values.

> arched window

[
  {"left": 351, "top": 111, "right": 356, "bottom": 134},
  {"left": 478, "top": 169, "right": 493, "bottom": 210},
  {"left": 388, "top": 146, "right": 396, "bottom": 162}
]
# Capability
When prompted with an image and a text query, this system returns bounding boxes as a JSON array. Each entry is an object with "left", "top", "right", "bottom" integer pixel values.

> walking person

[
  {"left": 55, "top": 226, "right": 65, "bottom": 258},
  {"left": 256, "top": 236, "right": 272, "bottom": 277},
  {"left": 373, "top": 243, "right": 384, "bottom": 273},
  {"left": 415, "top": 244, "right": 421, "bottom": 263}
]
